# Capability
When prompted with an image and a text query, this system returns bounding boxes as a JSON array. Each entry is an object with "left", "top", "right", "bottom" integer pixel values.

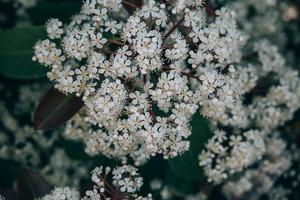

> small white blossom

[
  {"left": 39, "top": 187, "right": 80, "bottom": 200},
  {"left": 46, "top": 18, "right": 64, "bottom": 39}
]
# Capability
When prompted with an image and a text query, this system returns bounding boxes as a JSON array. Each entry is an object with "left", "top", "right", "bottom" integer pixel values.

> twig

[{"left": 163, "top": 16, "right": 185, "bottom": 40}]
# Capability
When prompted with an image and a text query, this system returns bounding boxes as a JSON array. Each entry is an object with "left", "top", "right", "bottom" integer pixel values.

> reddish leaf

[
  {"left": 204, "top": 3, "right": 216, "bottom": 17},
  {"left": 17, "top": 168, "right": 52, "bottom": 200},
  {"left": 0, "top": 189, "right": 17, "bottom": 200},
  {"left": 33, "top": 87, "right": 84, "bottom": 130},
  {"left": 122, "top": 0, "right": 143, "bottom": 15}
]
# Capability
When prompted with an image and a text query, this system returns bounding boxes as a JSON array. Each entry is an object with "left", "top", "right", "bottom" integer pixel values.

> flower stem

[
  {"left": 163, "top": 16, "right": 185, "bottom": 40},
  {"left": 108, "top": 39, "right": 125, "bottom": 46}
]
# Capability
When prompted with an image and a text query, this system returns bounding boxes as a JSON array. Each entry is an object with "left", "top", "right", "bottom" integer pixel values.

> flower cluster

[
  {"left": 39, "top": 187, "right": 80, "bottom": 200},
  {"left": 112, "top": 164, "right": 143, "bottom": 193},
  {"left": 222, "top": 133, "right": 292, "bottom": 200},
  {"left": 199, "top": 39, "right": 300, "bottom": 184},
  {"left": 84, "top": 164, "right": 146, "bottom": 199},
  {"left": 199, "top": 129, "right": 266, "bottom": 183},
  {"left": 33, "top": 0, "right": 244, "bottom": 163},
  {"left": 39, "top": 164, "right": 151, "bottom": 200},
  {"left": 229, "top": 0, "right": 280, "bottom": 38},
  {"left": 87, "top": 164, "right": 144, "bottom": 196}
]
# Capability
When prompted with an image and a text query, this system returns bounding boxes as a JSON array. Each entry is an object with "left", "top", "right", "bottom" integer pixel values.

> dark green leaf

[
  {"left": 28, "top": 1, "right": 82, "bottom": 25},
  {"left": 0, "top": 26, "right": 47, "bottom": 79},
  {"left": 165, "top": 169, "right": 203, "bottom": 195},
  {"left": 0, "top": 160, "right": 20, "bottom": 188},
  {"left": 168, "top": 114, "right": 212, "bottom": 181},
  {"left": 17, "top": 168, "right": 52, "bottom": 200},
  {"left": 33, "top": 87, "right": 84, "bottom": 131}
]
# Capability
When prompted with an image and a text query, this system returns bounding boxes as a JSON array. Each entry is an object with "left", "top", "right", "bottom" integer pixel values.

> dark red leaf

[
  {"left": 0, "top": 189, "right": 17, "bottom": 200},
  {"left": 204, "top": 3, "right": 216, "bottom": 17},
  {"left": 33, "top": 87, "right": 84, "bottom": 130},
  {"left": 122, "top": 0, "right": 143, "bottom": 15},
  {"left": 17, "top": 168, "right": 52, "bottom": 200}
]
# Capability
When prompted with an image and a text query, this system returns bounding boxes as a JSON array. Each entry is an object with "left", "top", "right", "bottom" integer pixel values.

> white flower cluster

[
  {"left": 171, "top": 0, "right": 205, "bottom": 14},
  {"left": 46, "top": 18, "right": 64, "bottom": 39},
  {"left": 34, "top": 0, "right": 244, "bottom": 163},
  {"left": 39, "top": 187, "right": 80, "bottom": 200},
  {"left": 199, "top": 40, "right": 300, "bottom": 184},
  {"left": 222, "top": 133, "right": 291, "bottom": 200},
  {"left": 199, "top": 129, "right": 266, "bottom": 183},
  {"left": 82, "top": 164, "right": 151, "bottom": 200},
  {"left": 112, "top": 164, "right": 143, "bottom": 193},
  {"left": 229, "top": 0, "right": 280, "bottom": 38},
  {"left": 39, "top": 164, "right": 151, "bottom": 200}
]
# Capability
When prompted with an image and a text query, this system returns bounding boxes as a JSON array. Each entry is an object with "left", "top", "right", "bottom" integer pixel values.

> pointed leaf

[
  {"left": 168, "top": 114, "right": 212, "bottom": 181},
  {"left": 0, "top": 26, "right": 47, "bottom": 79},
  {"left": 122, "top": 0, "right": 143, "bottom": 15},
  {"left": 0, "top": 189, "right": 17, "bottom": 200},
  {"left": 33, "top": 87, "right": 84, "bottom": 130},
  {"left": 17, "top": 168, "right": 52, "bottom": 200}
]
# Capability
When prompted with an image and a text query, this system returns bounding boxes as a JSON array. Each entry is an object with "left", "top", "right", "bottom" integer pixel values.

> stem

[
  {"left": 108, "top": 39, "right": 126, "bottom": 46},
  {"left": 163, "top": 16, "right": 185, "bottom": 40},
  {"left": 134, "top": 78, "right": 146, "bottom": 87},
  {"left": 180, "top": 71, "right": 201, "bottom": 81},
  {"left": 204, "top": 2, "right": 216, "bottom": 17},
  {"left": 147, "top": 15, "right": 153, "bottom": 29},
  {"left": 162, "top": 65, "right": 201, "bottom": 82},
  {"left": 124, "top": 80, "right": 131, "bottom": 93},
  {"left": 162, "top": 44, "right": 174, "bottom": 49},
  {"left": 98, "top": 48, "right": 114, "bottom": 56},
  {"left": 100, "top": 193, "right": 107, "bottom": 199},
  {"left": 102, "top": 177, "right": 116, "bottom": 195},
  {"left": 112, "top": 186, "right": 121, "bottom": 200},
  {"left": 148, "top": 103, "right": 156, "bottom": 119}
]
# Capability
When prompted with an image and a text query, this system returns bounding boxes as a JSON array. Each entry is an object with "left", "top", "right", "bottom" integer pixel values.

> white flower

[
  {"left": 46, "top": 18, "right": 64, "bottom": 39},
  {"left": 165, "top": 33, "right": 188, "bottom": 61},
  {"left": 104, "top": 20, "right": 122, "bottom": 34},
  {"left": 39, "top": 187, "right": 80, "bottom": 200},
  {"left": 33, "top": 0, "right": 244, "bottom": 162},
  {"left": 112, "top": 165, "right": 143, "bottom": 193}
]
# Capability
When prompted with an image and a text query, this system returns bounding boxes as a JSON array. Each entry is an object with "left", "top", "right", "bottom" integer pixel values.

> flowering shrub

[
  {"left": 0, "top": 0, "right": 300, "bottom": 200},
  {"left": 32, "top": 0, "right": 243, "bottom": 165}
]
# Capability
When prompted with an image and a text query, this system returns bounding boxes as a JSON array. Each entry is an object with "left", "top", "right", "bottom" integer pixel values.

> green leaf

[
  {"left": 28, "top": 1, "right": 82, "bottom": 25},
  {"left": 17, "top": 168, "right": 52, "bottom": 200},
  {"left": 168, "top": 114, "right": 212, "bottom": 181},
  {"left": 164, "top": 169, "right": 203, "bottom": 195},
  {"left": 0, "top": 26, "right": 47, "bottom": 79},
  {"left": 33, "top": 87, "right": 84, "bottom": 131},
  {"left": 0, "top": 160, "right": 20, "bottom": 188}
]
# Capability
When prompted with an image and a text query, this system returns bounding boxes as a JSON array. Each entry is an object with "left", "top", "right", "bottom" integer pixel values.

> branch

[{"left": 163, "top": 16, "right": 185, "bottom": 40}]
